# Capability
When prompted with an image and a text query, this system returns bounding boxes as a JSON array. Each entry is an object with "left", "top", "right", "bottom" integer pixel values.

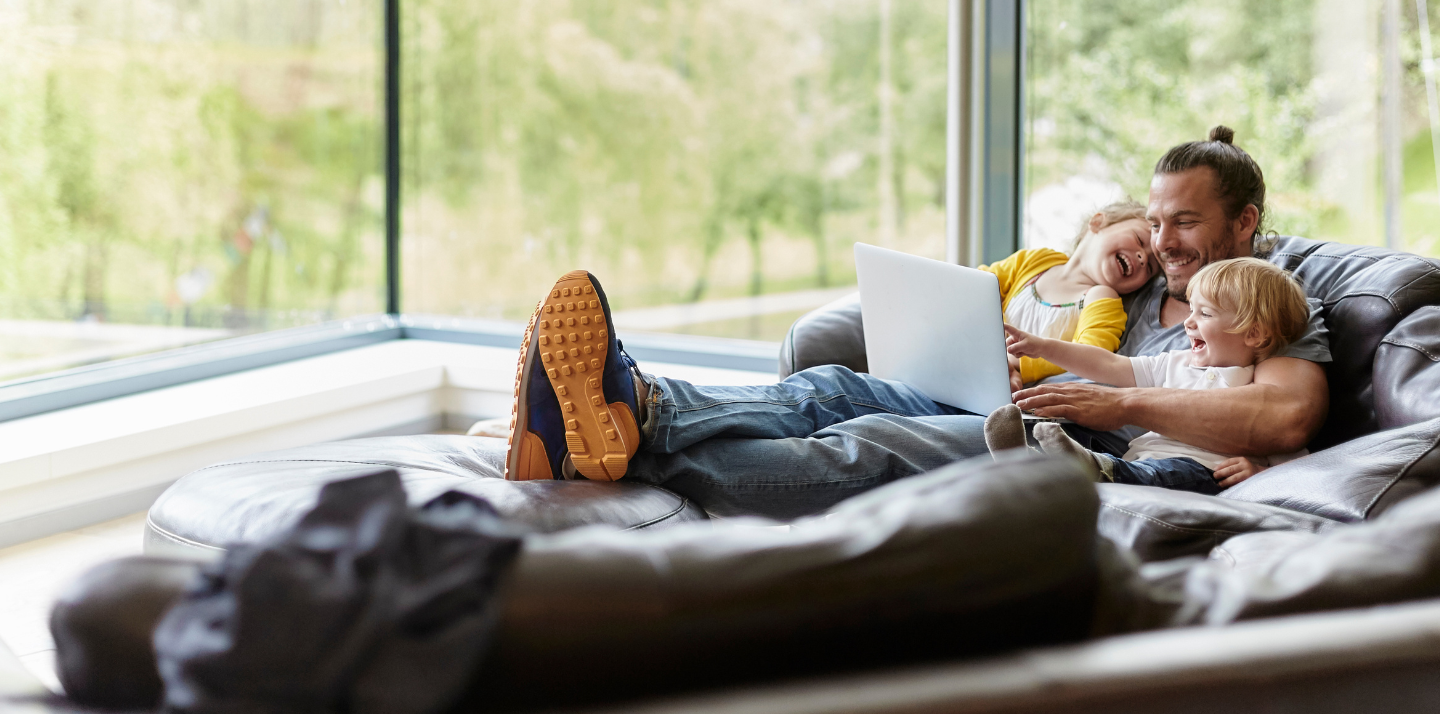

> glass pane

[
  {"left": 402, "top": 0, "right": 949, "bottom": 343},
  {"left": 0, "top": 0, "right": 384, "bottom": 383},
  {"left": 1024, "top": 0, "right": 1440, "bottom": 257}
]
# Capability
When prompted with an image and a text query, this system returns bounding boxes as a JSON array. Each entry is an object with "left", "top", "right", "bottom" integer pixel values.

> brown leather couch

[{"left": 27, "top": 235, "right": 1440, "bottom": 713}]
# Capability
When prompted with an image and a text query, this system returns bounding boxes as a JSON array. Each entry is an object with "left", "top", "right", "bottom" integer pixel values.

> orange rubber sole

[
  {"left": 506, "top": 270, "right": 638, "bottom": 481},
  {"left": 505, "top": 295, "right": 553, "bottom": 481}
]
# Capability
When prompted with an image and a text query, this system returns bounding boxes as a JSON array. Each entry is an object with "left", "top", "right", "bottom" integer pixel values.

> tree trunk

[
  {"left": 747, "top": 216, "right": 763, "bottom": 297},
  {"left": 687, "top": 213, "right": 726, "bottom": 303},
  {"left": 82, "top": 234, "right": 107, "bottom": 320}
]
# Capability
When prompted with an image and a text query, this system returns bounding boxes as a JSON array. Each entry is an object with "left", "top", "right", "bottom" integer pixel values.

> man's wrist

[
  {"left": 1114, "top": 386, "right": 1145, "bottom": 422},
  {"left": 1116, "top": 386, "right": 1163, "bottom": 428}
]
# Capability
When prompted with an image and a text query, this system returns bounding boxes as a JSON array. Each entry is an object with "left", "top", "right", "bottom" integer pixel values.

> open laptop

[{"left": 854, "top": 242, "right": 1068, "bottom": 421}]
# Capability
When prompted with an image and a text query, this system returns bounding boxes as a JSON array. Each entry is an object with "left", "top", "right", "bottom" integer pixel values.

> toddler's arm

[
  {"left": 1005, "top": 324, "right": 1137, "bottom": 388},
  {"left": 1014, "top": 291, "right": 1127, "bottom": 384}
]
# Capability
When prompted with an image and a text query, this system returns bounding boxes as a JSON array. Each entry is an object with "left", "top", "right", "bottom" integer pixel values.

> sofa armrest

[
  {"left": 778, "top": 293, "right": 865, "bottom": 379},
  {"left": 577, "top": 597, "right": 1440, "bottom": 714},
  {"left": 1220, "top": 416, "right": 1440, "bottom": 521},
  {"left": 1375, "top": 306, "right": 1440, "bottom": 431}
]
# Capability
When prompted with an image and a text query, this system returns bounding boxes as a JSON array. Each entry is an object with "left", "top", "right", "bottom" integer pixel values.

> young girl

[
  {"left": 993, "top": 257, "right": 1311, "bottom": 494},
  {"left": 983, "top": 200, "right": 1157, "bottom": 389}
]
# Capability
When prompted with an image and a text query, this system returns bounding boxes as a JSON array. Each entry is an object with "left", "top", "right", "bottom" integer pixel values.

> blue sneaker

[{"left": 505, "top": 270, "right": 642, "bottom": 481}]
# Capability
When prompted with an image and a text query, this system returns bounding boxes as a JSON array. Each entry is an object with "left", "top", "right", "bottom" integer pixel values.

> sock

[
  {"left": 983, "top": 405, "right": 1029, "bottom": 456},
  {"left": 561, "top": 454, "right": 581, "bottom": 480},
  {"left": 1033, "top": 423, "right": 1103, "bottom": 476},
  {"left": 633, "top": 371, "right": 651, "bottom": 418}
]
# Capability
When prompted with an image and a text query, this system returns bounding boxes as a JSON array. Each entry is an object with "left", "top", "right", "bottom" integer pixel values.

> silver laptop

[{"left": 855, "top": 242, "right": 1064, "bottom": 420}]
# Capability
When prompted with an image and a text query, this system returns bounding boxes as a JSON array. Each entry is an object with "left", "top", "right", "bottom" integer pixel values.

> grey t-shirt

[{"left": 1050, "top": 272, "right": 1332, "bottom": 456}]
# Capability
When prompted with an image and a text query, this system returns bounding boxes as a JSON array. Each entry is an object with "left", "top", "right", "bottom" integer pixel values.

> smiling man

[{"left": 501, "top": 126, "right": 1330, "bottom": 518}]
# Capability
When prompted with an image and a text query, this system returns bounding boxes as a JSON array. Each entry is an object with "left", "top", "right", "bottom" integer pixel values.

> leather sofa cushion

[
  {"left": 478, "top": 453, "right": 1103, "bottom": 709},
  {"left": 1180, "top": 482, "right": 1440, "bottom": 626},
  {"left": 1268, "top": 238, "right": 1440, "bottom": 449},
  {"left": 1220, "top": 417, "right": 1440, "bottom": 522},
  {"left": 1374, "top": 306, "right": 1440, "bottom": 431},
  {"left": 145, "top": 435, "right": 706, "bottom": 558},
  {"left": 1097, "top": 483, "right": 1338, "bottom": 563}
]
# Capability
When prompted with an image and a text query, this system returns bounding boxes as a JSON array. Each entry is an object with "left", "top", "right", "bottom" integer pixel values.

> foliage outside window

[
  {"left": 400, "top": 0, "right": 949, "bottom": 341},
  {"left": 0, "top": 0, "right": 383, "bottom": 382},
  {"left": 1024, "top": 0, "right": 1440, "bottom": 256}
]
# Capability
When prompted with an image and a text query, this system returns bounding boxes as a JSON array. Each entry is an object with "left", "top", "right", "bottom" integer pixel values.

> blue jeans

[
  {"left": 624, "top": 364, "right": 1122, "bottom": 519},
  {"left": 1098, "top": 455, "right": 1220, "bottom": 495}
]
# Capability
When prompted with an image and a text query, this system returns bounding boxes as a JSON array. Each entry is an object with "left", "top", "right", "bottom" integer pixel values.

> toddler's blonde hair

[{"left": 1186, "top": 257, "right": 1308, "bottom": 361}]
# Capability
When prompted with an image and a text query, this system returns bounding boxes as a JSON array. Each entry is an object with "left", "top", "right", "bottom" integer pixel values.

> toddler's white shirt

[{"left": 1122, "top": 350, "right": 1304, "bottom": 469}]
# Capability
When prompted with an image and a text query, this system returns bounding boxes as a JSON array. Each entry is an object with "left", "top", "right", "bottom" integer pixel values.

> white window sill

[{"left": 0, "top": 339, "right": 776, "bottom": 548}]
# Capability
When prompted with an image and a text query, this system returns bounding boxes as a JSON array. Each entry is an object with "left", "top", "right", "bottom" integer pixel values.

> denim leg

[
  {"left": 643, "top": 364, "right": 967, "bottom": 454},
  {"left": 627, "top": 413, "right": 991, "bottom": 519},
  {"left": 1098, "top": 456, "right": 1220, "bottom": 495},
  {"left": 1058, "top": 423, "right": 1130, "bottom": 459}
]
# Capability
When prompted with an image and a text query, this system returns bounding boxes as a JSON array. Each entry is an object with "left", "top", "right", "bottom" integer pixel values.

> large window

[
  {"left": 17, "top": 1, "right": 1439, "bottom": 418},
  {"left": 400, "top": 0, "right": 949, "bottom": 342},
  {"left": 0, "top": 0, "right": 384, "bottom": 382},
  {"left": 1023, "top": 0, "right": 1440, "bottom": 256}
]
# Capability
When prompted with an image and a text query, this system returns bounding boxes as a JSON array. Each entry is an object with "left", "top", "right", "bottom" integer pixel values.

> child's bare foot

[{"left": 983, "top": 405, "right": 1029, "bottom": 457}]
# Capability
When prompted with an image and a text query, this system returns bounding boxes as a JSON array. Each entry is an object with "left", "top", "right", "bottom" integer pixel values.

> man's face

[{"left": 1146, "top": 168, "right": 1249, "bottom": 301}]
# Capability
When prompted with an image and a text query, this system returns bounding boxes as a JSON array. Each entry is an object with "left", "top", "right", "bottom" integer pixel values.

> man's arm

[
  {"left": 1005, "top": 325, "right": 1136, "bottom": 388},
  {"left": 1013, "top": 356, "right": 1329, "bottom": 456}
]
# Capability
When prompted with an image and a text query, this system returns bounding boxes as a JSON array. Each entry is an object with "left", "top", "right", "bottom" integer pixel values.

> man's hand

[
  {"left": 1007, "top": 353, "right": 1024, "bottom": 394},
  {"left": 1213, "top": 456, "right": 1266, "bottom": 488},
  {"left": 1013, "top": 382, "right": 1133, "bottom": 431}
]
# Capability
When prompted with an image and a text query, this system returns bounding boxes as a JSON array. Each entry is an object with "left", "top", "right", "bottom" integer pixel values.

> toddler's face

[{"left": 1183, "top": 291, "right": 1263, "bottom": 368}]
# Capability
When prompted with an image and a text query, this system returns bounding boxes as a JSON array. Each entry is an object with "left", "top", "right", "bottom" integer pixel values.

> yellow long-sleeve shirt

[{"left": 978, "top": 248, "right": 1128, "bottom": 384}]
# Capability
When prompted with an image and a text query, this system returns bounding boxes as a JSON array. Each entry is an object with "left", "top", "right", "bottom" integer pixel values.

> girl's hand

[
  {"left": 1005, "top": 324, "right": 1049, "bottom": 359},
  {"left": 1214, "top": 457, "right": 1266, "bottom": 488}
]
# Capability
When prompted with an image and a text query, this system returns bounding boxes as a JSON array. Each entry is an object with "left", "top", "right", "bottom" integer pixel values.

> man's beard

[{"left": 1163, "top": 226, "right": 1239, "bottom": 303}]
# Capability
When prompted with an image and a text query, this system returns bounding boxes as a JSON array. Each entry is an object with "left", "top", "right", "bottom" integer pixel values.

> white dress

[{"left": 1002, "top": 276, "right": 1083, "bottom": 340}]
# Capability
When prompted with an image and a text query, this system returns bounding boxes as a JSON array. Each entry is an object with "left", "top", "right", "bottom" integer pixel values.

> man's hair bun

[{"left": 1208, "top": 125, "right": 1236, "bottom": 144}]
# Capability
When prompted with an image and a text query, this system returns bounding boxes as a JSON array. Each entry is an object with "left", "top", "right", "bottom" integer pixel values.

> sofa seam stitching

[
  {"left": 1361, "top": 432, "right": 1440, "bottom": 518},
  {"left": 1320, "top": 263, "right": 1439, "bottom": 310},
  {"left": 145, "top": 516, "right": 227, "bottom": 552},
  {"left": 1100, "top": 502, "right": 1244, "bottom": 536},
  {"left": 624, "top": 498, "right": 691, "bottom": 530},
  {"left": 1381, "top": 337, "right": 1440, "bottom": 362},
  {"left": 191, "top": 458, "right": 491, "bottom": 474}
]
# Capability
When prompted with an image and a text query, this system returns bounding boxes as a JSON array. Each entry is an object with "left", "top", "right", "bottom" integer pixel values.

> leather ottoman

[{"left": 144, "top": 435, "right": 706, "bottom": 559}]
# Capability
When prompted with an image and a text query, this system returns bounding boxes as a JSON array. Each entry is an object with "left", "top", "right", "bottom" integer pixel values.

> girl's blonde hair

[
  {"left": 1071, "top": 198, "right": 1148, "bottom": 251},
  {"left": 1186, "top": 257, "right": 1308, "bottom": 360}
]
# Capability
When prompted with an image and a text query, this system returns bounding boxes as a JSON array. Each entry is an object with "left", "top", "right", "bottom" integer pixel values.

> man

[{"left": 504, "top": 126, "right": 1331, "bottom": 519}]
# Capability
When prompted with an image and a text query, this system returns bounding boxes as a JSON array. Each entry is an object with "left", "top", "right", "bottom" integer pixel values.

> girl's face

[
  {"left": 1082, "top": 218, "right": 1157, "bottom": 295},
  {"left": 1183, "top": 290, "right": 1266, "bottom": 368}
]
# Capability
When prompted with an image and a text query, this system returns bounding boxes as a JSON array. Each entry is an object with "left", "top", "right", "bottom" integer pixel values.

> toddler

[
  {"left": 980, "top": 200, "right": 1158, "bottom": 389},
  {"left": 992, "top": 257, "right": 1310, "bottom": 494}
]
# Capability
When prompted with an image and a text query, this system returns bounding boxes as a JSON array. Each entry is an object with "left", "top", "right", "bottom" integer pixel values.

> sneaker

[{"left": 505, "top": 270, "right": 642, "bottom": 481}]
